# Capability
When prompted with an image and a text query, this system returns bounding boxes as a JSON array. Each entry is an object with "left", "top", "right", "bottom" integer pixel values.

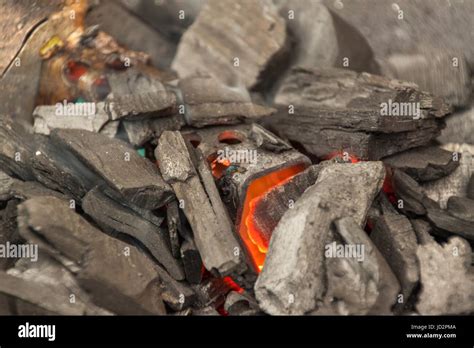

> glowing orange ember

[
  {"left": 209, "top": 154, "right": 231, "bottom": 178},
  {"left": 239, "top": 164, "right": 307, "bottom": 272}
]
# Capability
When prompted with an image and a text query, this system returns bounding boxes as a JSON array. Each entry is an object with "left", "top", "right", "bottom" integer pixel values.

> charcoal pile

[{"left": 0, "top": 0, "right": 473, "bottom": 316}]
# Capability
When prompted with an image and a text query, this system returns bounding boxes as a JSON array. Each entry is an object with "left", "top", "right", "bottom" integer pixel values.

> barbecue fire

[{"left": 239, "top": 164, "right": 307, "bottom": 272}]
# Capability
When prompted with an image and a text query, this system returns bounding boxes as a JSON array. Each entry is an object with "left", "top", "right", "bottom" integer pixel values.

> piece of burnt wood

[
  {"left": 179, "top": 76, "right": 275, "bottom": 127},
  {"left": 51, "top": 129, "right": 173, "bottom": 209},
  {"left": 82, "top": 187, "right": 184, "bottom": 280},
  {"left": 107, "top": 90, "right": 177, "bottom": 121},
  {"left": 192, "top": 276, "right": 232, "bottom": 309},
  {"left": 423, "top": 150, "right": 473, "bottom": 209},
  {"left": 224, "top": 290, "right": 262, "bottom": 316},
  {"left": 271, "top": 120, "right": 444, "bottom": 160},
  {"left": 255, "top": 162, "right": 386, "bottom": 315},
  {"left": 383, "top": 146, "right": 460, "bottom": 182},
  {"left": 156, "top": 131, "right": 246, "bottom": 277},
  {"left": 30, "top": 135, "right": 100, "bottom": 200},
  {"left": 155, "top": 265, "right": 196, "bottom": 312},
  {"left": 121, "top": 114, "right": 185, "bottom": 147},
  {"left": 270, "top": 67, "right": 450, "bottom": 159},
  {"left": 250, "top": 165, "right": 321, "bottom": 246},
  {"left": 1, "top": 170, "right": 65, "bottom": 202},
  {"left": 318, "top": 217, "right": 400, "bottom": 315},
  {"left": 5, "top": 256, "right": 112, "bottom": 316},
  {"left": 391, "top": 169, "right": 439, "bottom": 216},
  {"left": 439, "top": 105, "right": 474, "bottom": 145},
  {"left": 17, "top": 196, "right": 167, "bottom": 315},
  {"left": 33, "top": 102, "right": 110, "bottom": 135},
  {"left": 172, "top": 0, "right": 289, "bottom": 89},
  {"left": 180, "top": 239, "right": 202, "bottom": 285},
  {"left": 416, "top": 237, "right": 474, "bottom": 314},
  {"left": 447, "top": 196, "right": 474, "bottom": 222},
  {"left": 371, "top": 207, "right": 419, "bottom": 303},
  {"left": 0, "top": 271, "right": 88, "bottom": 315},
  {"left": 426, "top": 207, "right": 474, "bottom": 242},
  {"left": 0, "top": 119, "right": 35, "bottom": 180},
  {"left": 166, "top": 200, "right": 181, "bottom": 258},
  {"left": 274, "top": 67, "right": 451, "bottom": 120}
]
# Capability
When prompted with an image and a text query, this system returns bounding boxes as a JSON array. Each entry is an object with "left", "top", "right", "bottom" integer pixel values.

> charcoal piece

[
  {"left": 410, "top": 219, "right": 435, "bottom": 245},
  {"left": 30, "top": 135, "right": 99, "bottom": 200},
  {"left": 426, "top": 208, "right": 474, "bottom": 242},
  {"left": 86, "top": 0, "right": 175, "bottom": 69},
  {"left": 82, "top": 187, "right": 184, "bottom": 280},
  {"left": 255, "top": 162, "right": 386, "bottom": 315},
  {"left": 155, "top": 265, "right": 196, "bottom": 312},
  {"left": 224, "top": 291, "right": 262, "bottom": 316},
  {"left": 6, "top": 256, "right": 112, "bottom": 315},
  {"left": 156, "top": 131, "right": 246, "bottom": 276},
  {"left": 17, "top": 196, "right": 167, "bottom": 315},
  {"left": 319, "top": 217, "right": 400, "bottom": 315},
  {"left": 0, "top": 170, "right": 65, "bottom": 202},
  {"left": 0, "top": 119, "right": 35, "bottom": 180},
  {"left": 383, "top": 146, "right": 460, "bottom": 182},
  {"left": 391, "top": 170, "right": 438, "bottom": 216},
  {"left": 270, "top": 67, "right": 449, "bottom": 159},
  {"left": 107, "top": 90, "right": 177, "bottom": 121},
  {"left": 180, "top": 239, "right": 203, "bottom": 285},
  {"left": 251, "top": 165, "right": 321, "bottom": 242},
  {"left": 172, "top": 0, "right": 289, "bottom": 89},
  {"left": 192, "top": 277, "right": 231, "bottom": 309},
  {"left": 274, "top": 67, "right": 450, "bottom": 122},
  {"left": 382, "top": 48, "right": 471, "bottom": 108},
  {"left": 33, "top": 102, "right": 110, "bottom": 135},
  {"left": 416, "top": 237, "right": 474, "bottom": 314},
  {"left": 51, "top": 129, "right": 173, "bottom": 209},
  {"left": 371, "top": 209, "right": 419, "bottom": 301},
  {"left": 122, "top": 114, "right": 185, "bottom": 147},
  {"left": 272, "top": 117, "right": 444, "bottom": 160},
  {"left": 0, "top": 271, "right": 86, "bottom": 316},
  {"left": 423, "top": 150, "right": 473, "bottom": 209},
  {"left": 447, "top": 196, "right": 474, "bottom": 222},
  {"left": 166, "top": 200, "right": 181, "bottom": 258},
  {"left": 179, "top": 76, "right": 275, "bottom": 127}
]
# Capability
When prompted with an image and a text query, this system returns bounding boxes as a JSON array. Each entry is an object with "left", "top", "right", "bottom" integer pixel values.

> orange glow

[
  {"left": 239, "top": 164, "right": 307, "bottom": 272},
  {"left": 209, "top": 154, "right": 231, "bottom": 179}
]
